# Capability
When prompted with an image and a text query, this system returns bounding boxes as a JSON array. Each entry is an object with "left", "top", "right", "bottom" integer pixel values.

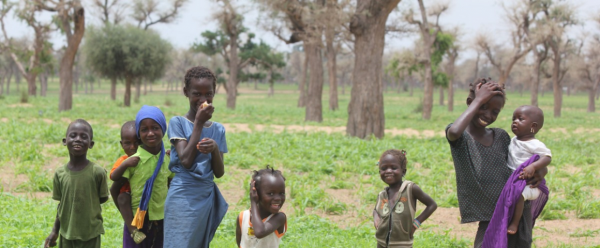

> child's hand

[
  {"left": 249, "top": 180, "right": 259, "bottom": 203},
  {"left": 519, "top": 166, "right": 535, "bottom": 179},
  {"left": 166, "top": 149, "right": 171, "bottom": 156},
  {"left": 195, "top": 102, "right": 214, "bottom": 124},
  {"left": 474, "top": 82, "right": 504, "bottom": 103},
  {"left": 44, "top": 231, "right": 58, "bottom": 247},
  {"left": 410, "top": 225, "right": 416, "bottom": 239},
  {"left": 121, "top": 156, "right": 140, "bottom": 168},
  {"left": 196, "top": 138, "right": 217, "bottom": 154}
]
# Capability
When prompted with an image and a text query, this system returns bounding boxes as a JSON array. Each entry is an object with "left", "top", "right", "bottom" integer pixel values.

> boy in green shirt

[{"left": 44, "top": 119, "right": 109, "bottom": 248}]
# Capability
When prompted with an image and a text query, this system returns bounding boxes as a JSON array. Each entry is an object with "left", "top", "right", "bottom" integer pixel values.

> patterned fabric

[
  {"left": 238, "top": 210, "right": 286, "bottom": 248},
  {"left": 482, "top": 155, "right": 549, "bottom": 248},
  {"left": 164, "top": 116, "right": 229, "bottom": 248},
  {"left": 52, "top": 162, "right": 108, "bottom": 241},
  {"left": 446, "top": 124, "right": 513, "bottom": 223},
  {"left": 374, "top": 181, "right": 415, "bottom": 248},
  {"left": 507, "top": 137, "right": 552, "bottom": 170}
]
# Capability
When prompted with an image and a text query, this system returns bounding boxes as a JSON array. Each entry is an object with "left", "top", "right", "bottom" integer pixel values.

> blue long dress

[{"left": 164, "top": 116, "right": 228, "bottom": 248}]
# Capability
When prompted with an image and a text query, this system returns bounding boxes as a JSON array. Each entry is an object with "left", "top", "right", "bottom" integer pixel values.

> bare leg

[
  {"left": 118, "top": 192, "right": 137, "bottom": 234},
  {"left": 508, "top": 195, "right": 524, "bottom": 234}
]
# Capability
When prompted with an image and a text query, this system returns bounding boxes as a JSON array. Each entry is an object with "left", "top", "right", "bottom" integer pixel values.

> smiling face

[
  {"left": 184, "top": 78, "right": 215, "bottom": 114},
  {"left": 511, "top": 106, "right": 539, "bottom": 140},
  {"left": 120, "top": 127, "right": 139, "bottom": 157},
  {"left": 378, "top": 154, "right": 406, "bottom": 187},
  {"left": 257, "top": 174, "right": 286, "bottom": 215},
  {"left": 471, "top": 96, "right": 504, "bottom": 128},
  {"left": 63, "top": 122, "right": 94, "bottom": 156},
  {"left": 138, "top": 118, "right": 163, "bottom": 148}
]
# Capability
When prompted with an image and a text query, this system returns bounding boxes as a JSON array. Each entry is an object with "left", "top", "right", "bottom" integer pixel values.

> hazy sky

[{"left": 4, "top": 0, "right": 600, "bottom": 60}]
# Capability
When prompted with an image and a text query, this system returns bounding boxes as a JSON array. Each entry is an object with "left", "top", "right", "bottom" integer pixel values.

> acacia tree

[
  {"left": 84, "top": 25, "right": 171, "bottom": 106},
  {"left": 404, "top": 1, "right": 448, "bottom": 120},
  {"left": 575, "top": 38, "right": 600, "bottom": 113},
  {"left": 346, "top": 0, "right": 403, "bottom": 138},
  {"left": 444, "top": 29, "right": 460, "bottom": 112},
  {"left": 476, "top": 1, "right": 535, "bottom": 88},
  {"left": 541, "top": 2, "right": 577, "bottom": 117},
  {"left": 259, "top": 0, "right": 327, "bottom": 122},
  {"left": 0, "top": 0, "right": 52, "bottom": 96},
  {"left": 35, "top": 0, "right": 84, "bottom": 111}
]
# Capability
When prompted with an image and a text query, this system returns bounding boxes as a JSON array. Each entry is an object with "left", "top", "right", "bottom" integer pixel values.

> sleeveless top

[
  {"left": 375, "top": 181, "right": 415, "bottom": 248},
  {"left": 239, "top": 210, "right": 287, "bottom": 248}
]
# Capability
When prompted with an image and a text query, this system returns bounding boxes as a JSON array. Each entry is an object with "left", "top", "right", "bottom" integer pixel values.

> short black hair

[
  {"left": 520, "top": 105, "right": 545, "bottom": 130},
  {"left": 184, "top": 66, "right": 217, "bottom": 90},
  {"left": 66, "top": 119, "right": 93, "bottom": 140},
  {"left": 120, "top": 120, "right": 136, "bottom": 138},
  {"left": 380, "top": 149, "right": 407, "bottom": 170},
  {"left": 467, "top": 77, "right": 506, "bottom": 103},
  {"left": 252, "top": 165, "right": 285, "bottom": 194}
]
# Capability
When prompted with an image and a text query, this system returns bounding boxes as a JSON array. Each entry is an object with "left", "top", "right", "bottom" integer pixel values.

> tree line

[{"left": 1, "top": 0, "right": 599, "bottom": 139}]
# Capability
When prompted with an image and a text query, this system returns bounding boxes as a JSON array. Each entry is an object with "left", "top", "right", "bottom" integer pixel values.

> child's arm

[
  {"left": 249, "top": 181, "right": 287, "bottom": 239},
  {"left": 44, "top": 205, "right": 60, "bottom": 248},
  {"left": 236, "top": 213, "right": 242, "bottom": 247},
  {"left": 520, "top": 156, "right": 551, "bottom": 179},
  {"left": 110, "top": 157, "right": 140, "bottom": 181},
  {"left": 198, "top": 138, "right": 224, "bottom": 178},
  {"left": 411, "top": 184, "right": 437, "bottom": 237},
  {"left": 373, "top": 209, "right": 381, "bottom": 229},
  {"left": 446, "top": 82, "right": 504, "bottom": 141},
  {"left": 175, "top": 107, "right": 214, "bottom": 169}
]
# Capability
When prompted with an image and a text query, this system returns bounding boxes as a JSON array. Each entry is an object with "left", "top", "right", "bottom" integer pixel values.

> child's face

[
  {"left": 258, "top": 174, "right": 286, "bottom": 214},
  {"left": 120, "top": 128, "right": 138, "bottom": 157},
  {"left": 63, "top": 122, "right": 94, "bottom": 156},
  {"left": 184, "top": 78, "right": 214, "bottom": 113},
  {"left": 471, "top": 96, "right": 504, "bottom": 128},
  {"left": 138, "top": 119, "right": 163, "bottom": 148},
  {"left": 511, "top": 106, "right": 536, "bottom": 138},
  {"left": 379, "top": 154, "right": 405, "bottom": 186}
]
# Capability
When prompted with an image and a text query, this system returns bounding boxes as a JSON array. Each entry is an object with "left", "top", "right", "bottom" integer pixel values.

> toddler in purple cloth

[{"left": 506, "top": 105, "right": 552, "bottom": 234}]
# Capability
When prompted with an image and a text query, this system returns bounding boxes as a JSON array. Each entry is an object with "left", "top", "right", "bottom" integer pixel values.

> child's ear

[
  {"left": 466, "top": 97, "right": 473, "bottom": 106},
  {"left": 62, "top": 138, "right": 67, "bottom": 146},
  {"left": 89, "top": 140, "right": 95, "bottom": 149},
  {"left": 183, "top": 87, "right": 189, "bottom": 97},
  {"left": 531, "top": 122, "right": 539, "bottom": 131}
]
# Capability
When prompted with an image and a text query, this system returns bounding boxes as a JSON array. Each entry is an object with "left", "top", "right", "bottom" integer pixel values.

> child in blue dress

[{"left": 163, "top": 66, "right": 228, "bottom": 248}]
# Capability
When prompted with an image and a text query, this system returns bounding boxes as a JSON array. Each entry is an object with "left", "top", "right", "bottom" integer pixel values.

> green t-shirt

[
  {"left": 122, "top": 147, "right": 174, "bottom": 221},
  {"left": 52, "top": 162, "right": 109, "bottom": 241}
]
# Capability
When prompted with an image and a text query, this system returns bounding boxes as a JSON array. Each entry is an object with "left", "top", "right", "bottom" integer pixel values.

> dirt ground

[{"left": 2, "top": 122, "right": 599, "bottom": 246}]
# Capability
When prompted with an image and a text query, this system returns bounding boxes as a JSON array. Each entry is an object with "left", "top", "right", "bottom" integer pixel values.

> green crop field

[{"left": 0, "top": 80, "right": 599, "bottom": 247}]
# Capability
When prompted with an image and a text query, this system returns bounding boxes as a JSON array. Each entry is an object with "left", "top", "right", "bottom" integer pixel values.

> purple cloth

[
  {"left": 123, "top": 218, "right": 164, "bottom": 248},
  {"left": 482, "top": 154, "right": 549, "bottom": 248}
]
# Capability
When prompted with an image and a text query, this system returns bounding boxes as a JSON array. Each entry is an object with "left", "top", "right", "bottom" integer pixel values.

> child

[
  {"left": 236, "top": 165, "right": 287, "bottom": 248},
  {"left": 164, "top": 66, "right": 228, "bottom": 247},
  {"left": 445, "top": 78, "right": 548, "bottom": 248},
  {"left": 44, "top": 119, "right": 109, "bottom": 248},
  {"left": 507, "top": 105, "right": 551, "bottom": 234},
  {"left": 373, "top": 149, "right": 437, "bottom": 248},
  {"left": 109, "top": 121, "right": 146, "bottom": 244},
  {"left": 481, "top": 106, "right": 551, "bottom": 247},
  {"left": 111, "top": 105, "right": 174, "bottom": 248}
]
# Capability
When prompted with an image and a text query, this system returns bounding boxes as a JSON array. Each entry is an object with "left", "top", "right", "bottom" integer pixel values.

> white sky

[{"left": 3, "top": 0, "right": 600, "bottom": 61}]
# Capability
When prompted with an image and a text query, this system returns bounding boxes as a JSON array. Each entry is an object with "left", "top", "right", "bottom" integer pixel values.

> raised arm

[
  {"left": 249, "top": 181, "right": 286, "bottom": 239},
  {"left": 110, "top": 157, "right": 140, "bottom": 181},
  {"left": 175, "top": 106, "right": 214, "bottom": 169},
  {"left": 446, "top": 82, "right": 504, "bottom": 141}
]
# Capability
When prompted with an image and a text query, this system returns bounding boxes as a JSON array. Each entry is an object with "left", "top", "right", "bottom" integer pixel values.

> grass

[{"left": 0, "top": 79, "right": 599, "bottom": 247}]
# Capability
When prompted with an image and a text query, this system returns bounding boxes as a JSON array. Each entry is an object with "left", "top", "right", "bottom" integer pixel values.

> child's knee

[{"left": 117, "top": 192, "right": 131, "bottom": 207}]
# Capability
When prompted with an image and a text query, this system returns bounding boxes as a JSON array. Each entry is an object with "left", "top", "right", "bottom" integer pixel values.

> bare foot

[{"left": 507, "top": 223, "right": 518, "bottom": 235}]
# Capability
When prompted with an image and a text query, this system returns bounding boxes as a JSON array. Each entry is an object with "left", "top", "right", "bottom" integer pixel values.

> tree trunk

[
  {"left": 326, "top": 28, "right": 338, "bottom": 111},
  {"left": 135, "top": 79, "right": 141, "bottom": 103},
  {"left": 254, "top": 80, "right": 258, "bottom": 90},
  {"left": 90, "top": 77, "right": 94, "bottom": 93},
  {"left": 226, "top": 34, "right": 239, "bottom": 109},
  {"left": 304, "top": 42, "right": 324, "bottom": 122},
  {"left": 124, "top": 75, "right": 132, "bottom": 106},
  {"left": 531, "top": 61, "right": 541, "bottom": 106},
  {"left": 84, "top": 77, "right": 88, "bottom": 94},
  {"left": 588, "top": 86, "right": 596, "bottom": 113},
  {"left": 15, "top": 66, "right": 21, "bottom": 91},
  {"left": 6, "top": 69, "right": 12, "bottom": 94},
  {"left": 298, "top": 53, "right": 308, "bottom": 107},
  {"left": 144, "top": 81, "right": 147, "bottom": 95},
  {"left": 439, "top": 87, "right": 444, "bottom": 106},
  {"left": 0, "top": 76, "right": 4, "bottom": 96},
  {"left": 551, "top": 45, "right": 562, "bottom": 118},
  {"left": 58, "top": 6, "right": 85, "bottom": 112},
  {"left": 415, "top": 0, "right": 434, "bottom": 120},
  {"left": 26, "top": 75, "right": 37, "bottom": 96},
  {"left": 40, "top": 72, "right": 48, "bottom": 97},
  {"left": 347, "top": 0, "right": 400, "bottom": 138},
  {"left": 110, "top": 77, "right": 117, "bottom": 100},
  {"left": 268, "top": 73, "right": 274, "bottom": 97}
]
